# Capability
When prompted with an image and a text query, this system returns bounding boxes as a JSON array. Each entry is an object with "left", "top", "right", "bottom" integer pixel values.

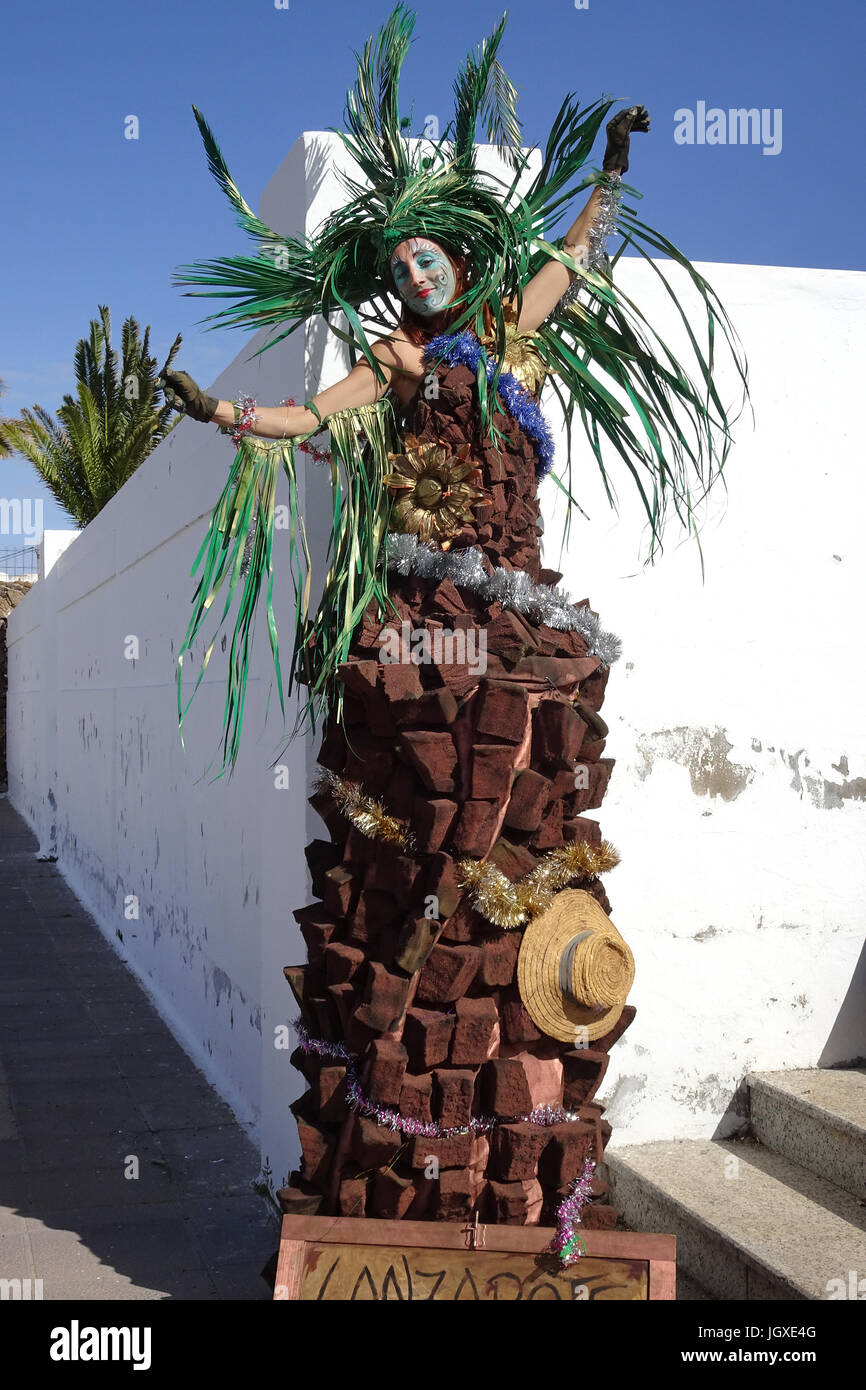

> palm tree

[
  {"left": 0, "top": 378, "right": 18, "bottom": 459},
  {"left": 0, "top": 307, "right": 183, "bottom": 526}
]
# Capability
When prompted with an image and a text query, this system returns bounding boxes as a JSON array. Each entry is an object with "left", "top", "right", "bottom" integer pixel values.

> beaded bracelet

[
  {"left": 230, "top": 394, "right": 258, "bottom": 447},
  {"left": 216, "top": 394, "right": 328, "bottom": 453}
]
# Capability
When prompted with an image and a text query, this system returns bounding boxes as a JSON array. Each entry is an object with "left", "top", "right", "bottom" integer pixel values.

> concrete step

[
  {"left": 604, "top": 1137, "right": 866, "bottom": 1301},
  {"left": 746, "top": 1068, "right": 866, "bottom": 1200}
]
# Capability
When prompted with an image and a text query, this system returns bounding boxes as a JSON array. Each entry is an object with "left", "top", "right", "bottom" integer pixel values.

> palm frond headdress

[{"left": 174, "top": 3, "right": 748, "bottom": 778}]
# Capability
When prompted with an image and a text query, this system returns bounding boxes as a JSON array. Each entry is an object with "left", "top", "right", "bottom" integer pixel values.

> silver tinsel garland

[
  {"left": 239, "top": 502, "right": 258, "bottom": 580},
  {"left": 557, "top": 173, "right": 623, "bottom": 313},
  {"left": 386, "top": 533, "right": 622, "bottom": 667}
]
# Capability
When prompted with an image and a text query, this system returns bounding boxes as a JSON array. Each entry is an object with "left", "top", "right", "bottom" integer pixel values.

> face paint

[{"left": 390, "top": 237, "right": 457, "bottom": 316}]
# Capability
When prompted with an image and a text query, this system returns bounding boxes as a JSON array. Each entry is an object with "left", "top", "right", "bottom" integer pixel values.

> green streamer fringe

[{"left": 177, "top": 398, "right": 397, "bottom": 781}]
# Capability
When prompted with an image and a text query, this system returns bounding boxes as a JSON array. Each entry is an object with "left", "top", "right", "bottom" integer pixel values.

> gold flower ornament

[{"left": 384, "top": 435, "right": 487, "bottom": 545}]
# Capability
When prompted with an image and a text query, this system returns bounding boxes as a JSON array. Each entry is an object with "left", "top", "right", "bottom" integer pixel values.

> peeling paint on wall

[
  {"left": 602, "top": 1072, "right": 648, "bottom": 1121},
  {"left": 672, "top": 1073, "right": 733, "bottom": 1116},
  {"left": 635, "top": 726, "right": 754, "bottom": 800},
  {"left": 782, "top": 746, "right": 866, "bottom": 809},
  {"left": 210, "top": 966, "right": 251, "bottom": 1016},
  {"left": 635, "top": 728, "right": 866, "bottom": 811}
]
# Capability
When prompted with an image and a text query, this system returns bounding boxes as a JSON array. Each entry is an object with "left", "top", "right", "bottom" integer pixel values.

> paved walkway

[{"left": 0, "top": 795, "right": 279, "bottom": 1300}]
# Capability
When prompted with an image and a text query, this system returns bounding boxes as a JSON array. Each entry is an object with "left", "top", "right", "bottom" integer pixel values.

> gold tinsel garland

[
  {"left": 456, "top": 841, "right": 621, "bottom": 929},
  {"left": 314, "top": 769, "right": 416, "bottom": 851},
  {"left": 315, "top": 770, "right": 618, "bottom": 927}
]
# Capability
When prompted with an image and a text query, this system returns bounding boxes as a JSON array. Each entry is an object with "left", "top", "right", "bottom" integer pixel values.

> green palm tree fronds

[
  {"left": 177, "top": 433, "right": 291, "bottom": 782},
  {"left": 0, "top": 307, "right": 183, "bottom": 526},
  {"left": 0, "top": 378, "right": 17, "bottom": 459},
  {"left": 173, "top": 9, "right": 535, "bottom": 375},
  {"left": 522, "top": 94, "right": 612, "bottom": 218},
  {"left": 173, "top": 6, "right": 747, "bottom": 547},
  {"left": 344, "top": 1, "right": 415, "bottom": 181},
  {"left": 452, "top": 13, "right": 523, "bottom": 169},
  {"left": 192, "top": 105, "right": 283, "bottom": 244},
  {"left": 291, "top": 400, "right": 396, "bottom": 716},
  {"left": 532, "top": 194, "right": 749, "bottom": 555}
]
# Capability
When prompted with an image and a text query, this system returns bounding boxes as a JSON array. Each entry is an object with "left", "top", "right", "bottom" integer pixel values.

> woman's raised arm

[
  {"left": 515, "top": 181, "right": 619, "bottom": 333},
  {"left": 514, "top": 104, "right": 649, "bottom": 335}
]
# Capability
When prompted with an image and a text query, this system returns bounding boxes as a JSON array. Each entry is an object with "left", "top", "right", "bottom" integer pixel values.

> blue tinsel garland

[{"left": 422, "top": 331, "right": 555, "bottom": 478}]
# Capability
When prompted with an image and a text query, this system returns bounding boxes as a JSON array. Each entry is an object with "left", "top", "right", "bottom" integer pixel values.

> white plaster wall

[
  {"left": 39, "top": 528, "right": 79, "bottom": 579},
  {"left": 7, "top": 131, "right": 865, "bottom": 1186},
  {"left": 543, "top": 259, "right": 866, "bottom": 1142}
]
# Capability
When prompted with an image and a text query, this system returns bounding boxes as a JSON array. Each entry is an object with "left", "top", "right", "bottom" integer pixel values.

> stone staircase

[{"left": 602, "top": 1068, "right": 866, "bottom": 1301}]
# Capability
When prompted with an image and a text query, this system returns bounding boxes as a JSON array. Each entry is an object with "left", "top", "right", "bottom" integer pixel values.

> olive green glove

[
  {"left": 157, "top": 369, "right": 219, "bottom": 424},
  {"left": 603, "top": 104, "right": 651, "bottom": 174}
]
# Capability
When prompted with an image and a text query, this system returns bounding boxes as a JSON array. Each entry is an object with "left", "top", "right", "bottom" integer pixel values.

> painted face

[{"left": 390, "top": 237, "right": 457, "bottom": 317}]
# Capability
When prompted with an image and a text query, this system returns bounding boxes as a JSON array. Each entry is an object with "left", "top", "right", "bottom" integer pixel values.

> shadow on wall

[
  {"left": 305, "top": 138, "right": 332, "bottom": 212},
  {"left": 820, "top": 938, "right": 866, "bottom": 1067},
  {"left": 713, "top": 937, "right": 866, "bottom": 1140}
]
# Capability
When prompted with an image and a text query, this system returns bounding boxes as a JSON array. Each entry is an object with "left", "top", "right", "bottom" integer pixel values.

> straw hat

[{"left": 516, "top": 889, "right": 635, "bottom": 1044}]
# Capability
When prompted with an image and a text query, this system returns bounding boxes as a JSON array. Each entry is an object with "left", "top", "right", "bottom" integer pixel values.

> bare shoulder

[
  {"left": 374, "top": 330, "right": 427, "bottom": 405},
  {"left": 374, "top": 331, "right": 425, "bottom": 369}
]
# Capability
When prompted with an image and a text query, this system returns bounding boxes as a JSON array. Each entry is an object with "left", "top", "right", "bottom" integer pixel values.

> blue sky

[{"left": 1, "top": 0, "right": 863, "bottom": 532}]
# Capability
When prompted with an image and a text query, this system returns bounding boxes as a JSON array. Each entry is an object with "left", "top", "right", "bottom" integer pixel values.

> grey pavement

[{"left": 0, "top": 794, "right": 279, "bottom": 1300}]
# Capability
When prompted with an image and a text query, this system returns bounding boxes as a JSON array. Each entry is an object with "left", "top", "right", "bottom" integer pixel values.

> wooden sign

[{"left": 273, "top": 1215, "right": 675, "bottom": 1301}]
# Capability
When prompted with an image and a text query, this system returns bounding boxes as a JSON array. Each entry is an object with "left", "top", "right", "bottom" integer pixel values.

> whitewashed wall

[
  {"left": 549, "top": 259, "right": 866, "bottom": 1142},
  {"left": 39, "top": 529, "right": 79, "bottom": 579},
  {"left": 7, "top": 133, "right": 865, "bottom": 1189}
]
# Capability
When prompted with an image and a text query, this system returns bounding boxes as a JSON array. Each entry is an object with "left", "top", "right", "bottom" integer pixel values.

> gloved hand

[
  {"left": 157, "top": 369, "right": 218, "bottom": 423},
  {"left": 602, "top": 104, "right": 651, "bottom": 174}
]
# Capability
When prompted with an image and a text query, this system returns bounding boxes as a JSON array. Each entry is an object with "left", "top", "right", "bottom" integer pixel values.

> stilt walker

[{"left": 160, "top": 6, "right": 747, "bottom": 1260}]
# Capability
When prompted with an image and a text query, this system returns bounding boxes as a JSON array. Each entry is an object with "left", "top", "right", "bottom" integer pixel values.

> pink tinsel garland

[{"left": 293, "top": 1022, "right": 597, "bottom": 1261}]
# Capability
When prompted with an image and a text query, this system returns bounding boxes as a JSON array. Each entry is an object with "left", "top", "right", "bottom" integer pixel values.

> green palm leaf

[
  {"left": 191, "top": 105, "right": 280, "bottom": 244},
  {"left": 451, "top": 14, "right": 523, "bottom": 170},
  {"left": 343, "top": 1, "right": 415, "bottom": 182}
]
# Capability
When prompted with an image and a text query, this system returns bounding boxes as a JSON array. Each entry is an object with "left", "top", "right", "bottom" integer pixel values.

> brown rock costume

[{"left": 285, "top": 357, "right": 633, "bottom": 1228}]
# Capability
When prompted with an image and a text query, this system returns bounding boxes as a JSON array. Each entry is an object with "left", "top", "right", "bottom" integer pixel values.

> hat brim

[{"left": 517, "top": 889, "right": 634, "bottom": 1044}]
